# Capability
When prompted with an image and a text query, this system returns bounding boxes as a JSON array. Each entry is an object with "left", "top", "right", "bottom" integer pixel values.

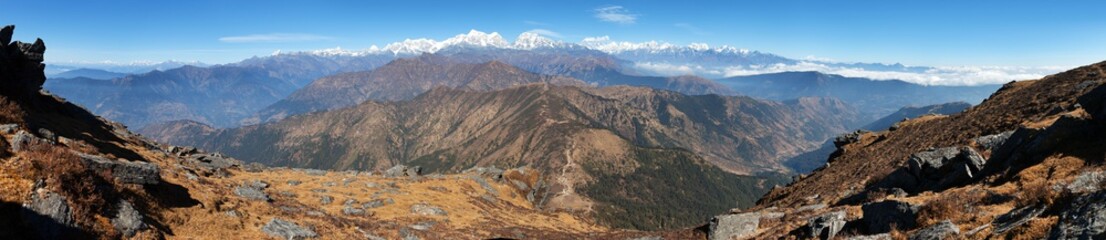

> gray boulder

[
  {"left": 0, "top": 123, "right": 18, "bottom": 134},
  {"left": 9, "top": 130, "right": 38, "bottom": 152},
  {"left": 410, "top": 203, "right": 448, "bottom": 216},
  {"left": 343, "top": 206, "right": 366, "bottom": 215},
  {"left": 905, "top": 147, "right": 986, "bottom": 191},
  {"left": 406, "top": 166, "right": 422, "bottom": 178},
  {"left": 1064, "top": 170, "right": 1105, "bottom": 194},
  {"left": 834, "top": 130, "right": 869, "bottom": 148},
  {"left": 363, "top": 198, "right": 394, "bottom": 209},
  {"left": 319, "top": 195, "right": 332, "bottom": 205},
  {"left": 385, "top": 165, "right": 408, "bottom": 177},
  {"left": 862, "top": 200, "right": 919, "bottom": 233},
  {"left": 235, "top": 183, "right": 270, "bottom": 202},
  {"left": 848, "top": 233, "right": 891, "bottom": 240},
  {"left": 991, "top": 205, "right": 1044, "bottom": 234},
  {"left": 79, "top": 153, "right": 161, "bottom": 185},
  {"left": 185, "top": 153, "right": 241, "bottom": 170},
  {"left": 301, "top": 169, "right": 327, "bottom": 176},
  {"left": 22, "top": 190, "right": 75, "bottom": 239},
  {"left": 806, "top": 210, "right": 846, "bottom": 240},
  {"left": 111, "top": 200, "right": 147, "bottom": 237},
  {"left": 909, "top": 220, "right": 959, "bottom": 240},
  {"left": 708, "top": 212, "right": 760, "bottom": 240},
  {"left": 1049, "top": 190, "right": 1106, "bottom": 239},
  {"left": 36, "top": 128, "right": 56, "bottom": 143},
  {"left": 972, "top": 130, "right": 1014, "bottom": 150},
  {"left": 261, "top": 218, "right": 317, "bottom": 239}
]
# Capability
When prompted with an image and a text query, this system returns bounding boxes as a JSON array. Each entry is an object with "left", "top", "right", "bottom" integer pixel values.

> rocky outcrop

[
  {"left": 909, "top": 220, "right": 958, "bottom": 240},
  {"left": 708, "top": 212, "right": 760, "bottom": 240},
  {"left": 991, "top": 205, "right": 1044, "bottom": 234},
  {"left": 79, "top": 153, "right": 161, "bottom": 185},
  {"left": 862, "top": 200, "right": 919, "bottom": 234},
  {"left": 912, "top": 147, "right": 985, "bottom": 187},
  {"left": 805, "top": 210, "right": 846, "bottom": 240},
  {"left": 261, "top": 218, "right": 317, "bottom": 239},
  {"left": 0, "top": 25, "right": 48, "bottom": 98},
  {"left": 1063, "top": 170, "right": 1105, "bottom": 194},
  {"left": 883, "top": 146, "right": 985, "bottom": 192},
  {"left": 1049, "top": 190, "right": 1106, "bottom": 239},
  {"left": 989, "top": 113, "right": 1092, "bottom": 171},
  {"left": 972, "top": 130, "right": 1013, "bottom": 151},
  {"left": 22, "top": 189, "right": 75, "bottom": 239}
]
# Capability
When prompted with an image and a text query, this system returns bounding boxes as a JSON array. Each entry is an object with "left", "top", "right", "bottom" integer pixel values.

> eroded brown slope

[
  {"left": 157, "top": 83, "right": 854, "bottom": 230},
  {"left": 251, "top": 54, "right": 587, "bottom": 123},
  {"left": 707, "top": 60, "right": 1106, "bottom": 239},
  {"left": 758, "top": 61, "right": 1105, "bottom": 208}
]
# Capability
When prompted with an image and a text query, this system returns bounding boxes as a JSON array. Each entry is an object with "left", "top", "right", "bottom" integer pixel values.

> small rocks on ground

[
  {"left": 234, "top": 182, "right": 270, "bottom": 202},
  {"left": 410, "top": 203, "right": 448, "bottom": 216},
  {"left": 708, "top": 212, "right": 760, "bottom": 240},
  {"left": 909, "top": 220, "right": 959, "bottom": 240},
  {"left": 806, "top": 210, "right": 846, "bottom": 240},
  {"left": 261, "top": 218, "right": 317, "bottom": 240},
  {"left": 363, "top": 198, "right": 394, "bottom": 209}
]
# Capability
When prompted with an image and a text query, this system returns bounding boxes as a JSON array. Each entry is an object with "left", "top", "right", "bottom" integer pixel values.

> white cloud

[
  {"left": 593, "top": 6, "right": 638, "bottom": 24},
  {"left": 524, "top": 29, "right": 563, "bottom": 38},
  {"left": 219, "top": 33, "right": 333, "bottom": 43},
  {"left": 632, "top": 61, "right": 1065, "bottom": 86}
]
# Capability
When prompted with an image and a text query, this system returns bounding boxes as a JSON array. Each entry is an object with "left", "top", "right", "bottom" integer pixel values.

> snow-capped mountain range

[{"left": 278, "top": 29, "right": 752, "bottom": 57}]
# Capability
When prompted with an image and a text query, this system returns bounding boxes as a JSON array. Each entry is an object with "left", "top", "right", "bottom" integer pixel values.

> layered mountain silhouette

[
  {"left": 252, "top": 54, "right": 734, "bottom": 123},
  {"left": 44, "top": 53, "right": 396, "bottom": 128},
  {"left": 719, "top": 71, "right": 1000, "bottom": 121}
]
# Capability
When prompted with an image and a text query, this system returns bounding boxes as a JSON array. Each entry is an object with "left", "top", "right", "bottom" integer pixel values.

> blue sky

[{"left": 5, "top": 0, "right": 1105, "bottom": 67}]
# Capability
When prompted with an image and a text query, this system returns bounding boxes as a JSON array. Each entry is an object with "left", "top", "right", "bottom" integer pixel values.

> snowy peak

[
  {"left": 580, "top": 35, "right": 752, "bottom": 55},
  {"left": 513, "top": 32, "right": 564, "bottom": 50},
  {"left": 442, "top": 29, "right": 510, "bottom": 48}
]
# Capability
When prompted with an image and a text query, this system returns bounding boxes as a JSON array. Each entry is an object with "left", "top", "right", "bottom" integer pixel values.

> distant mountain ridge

[
  {"left": 861, "top": 101, "right": 972, "bottom": 131},
  {"left": 252, "top": 54, "right": 734, "bottom": 124},
  {"left": 719, "top": 71, "right": 1000, "bottom": 122},
  {"left": 47, "top": 68, "right": 126, "bottom": 80}
]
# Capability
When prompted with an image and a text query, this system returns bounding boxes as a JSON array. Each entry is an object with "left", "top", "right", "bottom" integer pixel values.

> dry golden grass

[{"left": 0, "top": 96, "right": 23, "bottom": 124}]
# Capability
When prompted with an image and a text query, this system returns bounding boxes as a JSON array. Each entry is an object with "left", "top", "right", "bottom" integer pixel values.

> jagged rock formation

[
  {"left": 0, "top": 25, "right": 46, "bottom": 98},
  {"left": 703, "top": 60, "right": 1106, "bottom": 238}
]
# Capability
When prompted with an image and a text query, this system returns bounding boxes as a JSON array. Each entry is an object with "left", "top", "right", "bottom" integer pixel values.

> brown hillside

[{"left": 696, "top": 60, "right": 1106, "bottom": 239}]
